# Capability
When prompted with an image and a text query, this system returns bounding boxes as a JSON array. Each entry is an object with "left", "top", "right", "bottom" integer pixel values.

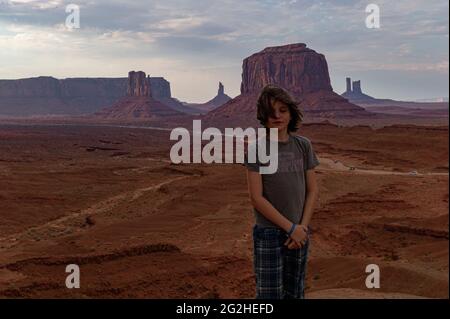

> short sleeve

[
  {"left": 243, "top": 148, "right": 260, "bottom": 172},
  {"left": 305, "top": 138, "right": 320, "bottom": 170},
  {"left": 242, "top": 142, "right": 261, "bottom": 172}
]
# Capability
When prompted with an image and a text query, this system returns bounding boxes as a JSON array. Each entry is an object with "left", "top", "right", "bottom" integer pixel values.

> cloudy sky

[{"left": 0, "top": 0, "right": 448, "bottom": 102}]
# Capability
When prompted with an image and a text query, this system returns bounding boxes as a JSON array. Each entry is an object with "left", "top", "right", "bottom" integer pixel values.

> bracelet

[{"left": 287, "top": 223, "right": 297, "bottom": 236}]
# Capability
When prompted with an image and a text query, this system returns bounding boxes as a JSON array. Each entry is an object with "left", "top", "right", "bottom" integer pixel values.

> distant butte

[
  {"left": 341, "top": 77, "right": 449, "bottom": 120},
  {"left": 0, "top": 73, "right": 202, "bottom": 117},
  {"left": 341, "top": 77, "right": 377, "bottom": 103},
  {"left": 182, "top": 82, "right": 232, "bottom": 112},
  {"left": 94, "top": 71, "right": 182, "bottom": 119},
  {"left": 204, "top": 43, "right": 374, "bottom": 128}
]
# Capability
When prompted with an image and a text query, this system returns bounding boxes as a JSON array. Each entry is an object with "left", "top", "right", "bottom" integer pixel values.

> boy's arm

[
  {"left": 246, "top": 169, "right": 293, "bottom": 232},
  {"left": 300, "top": 169, "right": 319, "bottom": 228}
]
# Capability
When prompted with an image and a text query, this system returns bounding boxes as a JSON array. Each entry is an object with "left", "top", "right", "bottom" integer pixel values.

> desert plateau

[{"left": 0, "top": 120, "right": 447, "bottom": 298}]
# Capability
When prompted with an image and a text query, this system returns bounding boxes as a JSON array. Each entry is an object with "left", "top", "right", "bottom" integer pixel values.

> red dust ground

[{"left": 0, "top": 122, "right": 448, "bottom": 298}]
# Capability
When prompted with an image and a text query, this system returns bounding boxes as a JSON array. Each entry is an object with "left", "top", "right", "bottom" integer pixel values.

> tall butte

[
  {"left": 204, "top": 43, "right": 374, "bottom": 127},
  {"left": 127, "top": 70, "right": 151, "bottom": 97},
  {"left": 95, "top": 71, "right": 181, "bottom": 119}
]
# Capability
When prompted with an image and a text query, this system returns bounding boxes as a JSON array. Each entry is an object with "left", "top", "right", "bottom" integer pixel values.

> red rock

[
  {"left": 183, "top": 82, "right": 232, "bottom": 112},
  {"left": 127, "top": 71, "right": 151, "bottom": 97},
  {"left": 0, "top": 75, "right": 181, "bottom": 116},
  {"left": 341, "top": 77, "right": 376, "bottom": 103},
  {"left": 95, "top": 71, "right": 181, "bottom": 119},
  {"left": 204, "top": 43, "right": 374, "bottom": 127},
  {"left": 240, "top": 43, "right": 332, "bottom": 95}
]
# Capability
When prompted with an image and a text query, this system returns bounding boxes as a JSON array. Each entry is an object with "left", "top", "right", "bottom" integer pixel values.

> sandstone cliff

[
  {"left": 204, "top": 43, "right": 374, "bottom": 127},
  {"left": 341, "top": 77, "right": 376, "bottom": 103},
  {"left": 0, "top": 75, "right": 185, "bottom": 116},
  {"left": 183, "top": 82, "right": 232, "bottom": 112},
  {"left": 127, "top": 71, "right": 151, "bottom": 97},
  {"left": 94, "top": 71, "right": 182, "bottom": 119},
  {"left": 240, "top": 43, "right": 332, "bottom": 95}
]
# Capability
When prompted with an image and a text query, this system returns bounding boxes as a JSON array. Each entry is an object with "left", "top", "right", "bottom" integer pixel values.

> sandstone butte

[
  {"left": 95, "top": 71, "right": 182, "bottom": 119},
  {"left": 204, "top": 43, "right": 374, "bottom": 127}
]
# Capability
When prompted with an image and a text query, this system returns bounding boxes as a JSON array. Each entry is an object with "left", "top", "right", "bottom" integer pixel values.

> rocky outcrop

[
  {"left": 342, "top": 77, "right": 449, "bottom": 117},
  {"left": 0, "top": 76, "right": 127, "bottom": 116},
  {"left": 150, "top": 77, "right": 171, "bottom": 99},
  {"left": 345, "top": 77, "right": 352, "bottom": 93},
  {"left": 207, "top": 82, "right": 232, "bottom": 109},
  {"left": 94, "top": 71, "right": 181, "bottom": 119},
  {"left": 0, "top": 75, "right": 186, "bottom": 116},
  {"left": 148, "top": 76, "right": 201, "bottom": 115},
  {"left": 341, "top": 77, "right": 376, "bottom": 103},
  {"left": 218, "top": 82, "right": 225, "bottom": 95},
  {"left": 127, "top": 71, "right": 151, "bottom": 97},
  {"left": 240, "top": 43, "right": 333, "bottom": 95},
  {"left": 204, "top": 43, "right": 373, "bottom": 127},
  {"left": 352, "top": 80, "right": 362, "bottom": 94},
  {"left": 0, "top": 76, "right": 62, "bottom": 97},
  {"left": 183, "top": 82, "right": 232, "bottom": 112}
]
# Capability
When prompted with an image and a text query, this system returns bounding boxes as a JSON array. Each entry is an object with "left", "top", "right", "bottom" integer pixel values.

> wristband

[{"left": 287, "top": 223, "right": 297, "bottom": 236}]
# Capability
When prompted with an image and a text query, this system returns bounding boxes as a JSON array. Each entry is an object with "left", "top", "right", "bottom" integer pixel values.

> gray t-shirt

[{"left": 243, "top": 134, "right": 320, "bottom": 228}]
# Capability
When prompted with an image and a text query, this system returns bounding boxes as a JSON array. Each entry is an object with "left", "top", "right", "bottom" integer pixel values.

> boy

[{"left": 243, "top": 84, "right": 320, "bottom": 299}]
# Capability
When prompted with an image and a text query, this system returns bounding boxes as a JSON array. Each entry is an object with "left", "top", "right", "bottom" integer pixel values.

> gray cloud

[{"left": 0, "top": 0, "right": 448, "bottom": 101}]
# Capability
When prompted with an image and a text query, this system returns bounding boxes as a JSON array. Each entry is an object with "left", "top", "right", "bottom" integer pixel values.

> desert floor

[{"left": 0, "top": 122, "right": 448, "bottom": 298}]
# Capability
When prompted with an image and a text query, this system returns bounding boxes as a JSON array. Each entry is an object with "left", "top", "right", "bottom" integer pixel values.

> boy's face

[{"left": 266, "top": 99, "right": 291, "bottom": 131}]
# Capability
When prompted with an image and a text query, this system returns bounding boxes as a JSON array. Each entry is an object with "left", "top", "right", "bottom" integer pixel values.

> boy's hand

[
  {"left": 284, "top": 225, "right": 308, "bottom": 249},
  {"left": 284, "top": 237, "right": 301, "bottom": 249}
]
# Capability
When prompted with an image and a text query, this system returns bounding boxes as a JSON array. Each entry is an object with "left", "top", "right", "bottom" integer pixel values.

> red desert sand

[{"left": 0, "top": 121, "right": 448, "bottom": 298}]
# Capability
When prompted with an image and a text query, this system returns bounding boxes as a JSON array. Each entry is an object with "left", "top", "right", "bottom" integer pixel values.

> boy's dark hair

[{"left": 256, "top": 84, "right": 303, "bottom": 132}]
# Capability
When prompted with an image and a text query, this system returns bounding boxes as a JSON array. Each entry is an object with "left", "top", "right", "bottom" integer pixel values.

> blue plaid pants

[{"left": 252, "top": 224, "right": 310, "bottom": 299}]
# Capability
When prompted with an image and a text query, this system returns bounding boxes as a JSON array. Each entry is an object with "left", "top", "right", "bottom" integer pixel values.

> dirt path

[
  {"left": 318, "top": 157, "right": 448, "bottom": 176},
  {"left": 0, "top": 174, "right": 195, "bottom": 250},
  {"left": 2, "top": 153, "right": 446, "bottom": 251}
]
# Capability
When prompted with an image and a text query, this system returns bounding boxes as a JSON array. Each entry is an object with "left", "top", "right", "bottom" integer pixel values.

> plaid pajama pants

[{"left": 252, "top": 224, "right": 310, "bottom": 299}]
